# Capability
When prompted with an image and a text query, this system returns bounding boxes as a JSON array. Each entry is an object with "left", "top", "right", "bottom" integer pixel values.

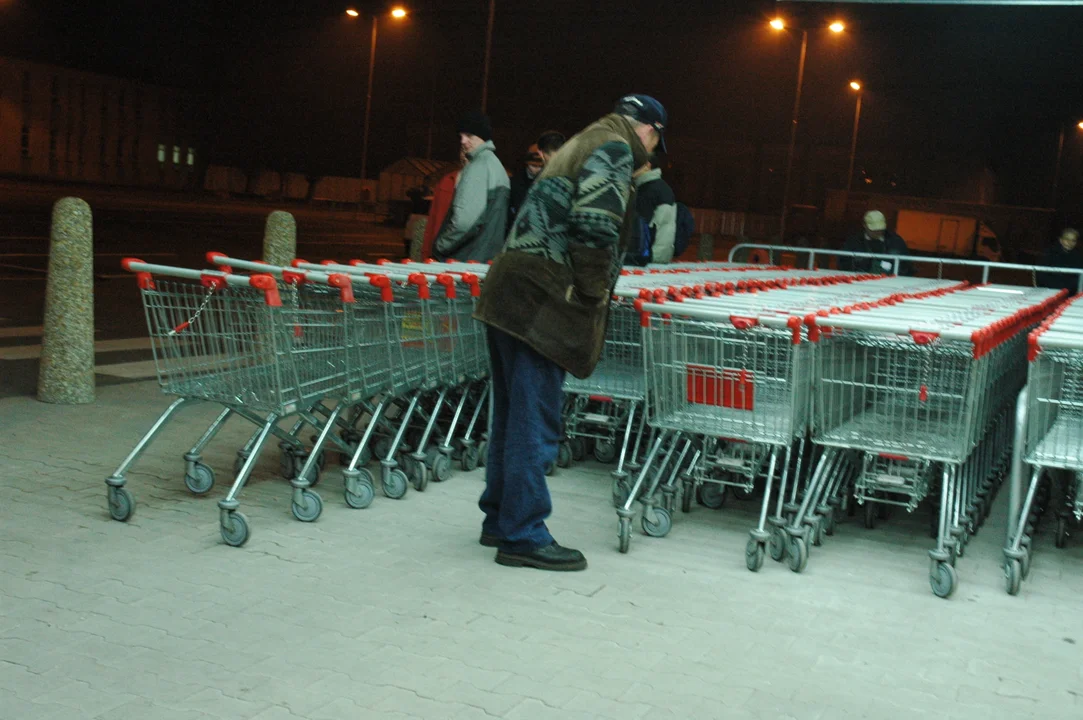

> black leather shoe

[
  {"left": 495, "top": 542, "right": 587, "bottom": 571},
  {"left": 479, "top": 533, "right": 501, "bottom": 547}
]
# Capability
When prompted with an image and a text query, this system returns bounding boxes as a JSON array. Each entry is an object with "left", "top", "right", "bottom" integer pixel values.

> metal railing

[{"left": 727, "top": 243, "right": 1083, "bottom": 293}]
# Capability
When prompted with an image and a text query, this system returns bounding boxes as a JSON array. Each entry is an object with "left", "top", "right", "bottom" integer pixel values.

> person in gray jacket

[{"left": 433, "top": 112, "right": 510, "bottom": 262}]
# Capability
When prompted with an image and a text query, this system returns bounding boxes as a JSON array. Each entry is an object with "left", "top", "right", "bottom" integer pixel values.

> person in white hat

[{"left": 840, "top": 209, "right": 913, "bottom": 274}]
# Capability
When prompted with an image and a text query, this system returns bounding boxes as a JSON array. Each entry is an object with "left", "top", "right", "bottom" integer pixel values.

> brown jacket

[{"left": 474, "top": 114, "right": 649, "bottom": 378}]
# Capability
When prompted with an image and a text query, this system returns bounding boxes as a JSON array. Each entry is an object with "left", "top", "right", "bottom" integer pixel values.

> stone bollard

[
  {"left": 263, "top": 210, "right": 297, "bottom": 266},
  {"left": 38, "top": 197, "right": 95, "bottom": 404}
]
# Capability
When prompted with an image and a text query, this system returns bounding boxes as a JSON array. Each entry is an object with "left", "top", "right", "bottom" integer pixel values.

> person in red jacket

[{"left": 420, "top": 150, "right": 466, "bottom": 260}]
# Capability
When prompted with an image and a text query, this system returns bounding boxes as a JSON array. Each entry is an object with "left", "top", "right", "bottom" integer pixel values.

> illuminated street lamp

[
  {"left": 771, "top": 17, "right": 848, "bottom": 238},
  {"left": 346, "top": 5, "right": 409, "bottom": 182},
  {"left": 846, "top": 80, "right": 864, "bottom": 194}
]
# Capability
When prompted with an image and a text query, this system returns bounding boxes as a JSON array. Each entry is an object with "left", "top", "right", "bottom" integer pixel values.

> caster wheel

[
  {"left": 291, "top": 489, "right": 323, "bottom": 522},
  {"left": 810, "top": 517, "right": 825, "bottom": 547},
  {"left": 373, "top": 437, "right": 393, "bottom": 461},
  {"left": 461, "top": 446, "right": 480, "bottom": 472},
  {"left": 1005, "top": 559, "right": 1022, "bottom": 596},
  {"left": 680, "top": 483, "right": 693, "bottom": 513},
  {"left": 184, "top": 462, "right": 215, "bottom": 495},
  {"left": 787, "top": 536, "right": 809, "bottom": 573},
  {"left": 279, "top": 449, "right": 296, "bottom": 479},
  {"left": 570, "top": 437, "right": 587, "bottom": 462},
  {"left": 545, "top": 461, "right": 556, "bottom": 476},
  {"left": 1020, "top": 547, "right": 1031, "bottom": 581},
  {"left": 344, "top": 470, "right": 376, "bottom": 509},
  {"left": 823, "top": 507, "right": 836, "bottom": 537},
  {"left": 612, "top": 476, "right": 631, "bottom": 508},
  {"left": 476, "top": 440, "right": 488, "bottom": 467},
  {"left": 697, "top": 482, "right": 726, "bottom": 510},
  {"left": 220, "top": 511, "right": 250, "bottom": 547},
  {"left": 1056, "top": 516, "right": 1068, "bottom": 549},
  {"left": 641, "top": 506, "right": 672, "bottom": 538},
  {"left": 431, "top": 452, "right": 452, "bottom": 483},
  {"left": 383, "top": 469, "right": 409, "bottom": 499},
  {"left": 593, "top": 441, "right": 617, "bottom": 464},
  {"left": 769, "top": 527, "right": 787, "bottom": 562},
  {"left": 108, "top": 486, "right": 135, "bottom": 522},
  {"left": 409, "top": 462, "right": 428, "bottom": 492},
  {"left": 342, "top": 445, "right": 371, "bottom": 468},
  {"left": 734, "top": 486, "right": 756, "bottom": 502},
  {"left": 618, "top": 516, "right": 631, "bottom": 554},
  {"left": 864, "top": 502, "right": 877, "bottom": 530},
  {"left": 557, "top": 442, "right": 572, "bottom": 468},
  {"left": 233, "top": 452, "right": 249, "bottom": 476},
  {"left": 745, "top": 538, "right": 766, "bottom": 572},
  {"left": 930, "top": 561, "right": 958, "bottom": 598}
]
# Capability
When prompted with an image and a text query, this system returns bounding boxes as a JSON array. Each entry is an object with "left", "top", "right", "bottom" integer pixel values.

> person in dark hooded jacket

[{"left": 1038, "top": 228, "right": 1083, "bottom": 292}]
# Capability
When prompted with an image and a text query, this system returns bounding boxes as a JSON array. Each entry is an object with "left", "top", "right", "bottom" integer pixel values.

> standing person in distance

[{"left": 840, "top": 210, "right": 913, "bottom": 275}]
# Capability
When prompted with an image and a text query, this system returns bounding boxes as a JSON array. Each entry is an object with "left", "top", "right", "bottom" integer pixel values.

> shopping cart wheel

[
  {"left": 697, "top": 483, "right": 726, "bottom": 510},
  {"left": 107, "top": 486, "right": 135, "bottom": 522},
  {"left": 641, "top": 506, "right": 672, "bottom": 538},
  {"left": 408, "top": 462, "right": 428, "bottom": 492},
  {"left": 769, "top": 527, "right": 787, "bottom": 562},
  {"left": 220, "top": 511, "right": 250, "bottom": 547},
  {"left": 374, "top": 437, "right": 393, "bottom": 462},
  {"left": 809, "top": 517, "right": 825, "bottom": 547},
  {"left": 476, "top": 440, "right": 488, "bottom": 467},
  {"left": 745, "top": 537, "right": 766, "bottom": 572},
  {"left": 734, "top": 486, "right": 756, "bottom": 502},
  {"left": 384, "top": 468, "right": 409, "bottom": 499},
  {"left": 184, "top": 462, "right": 215, "bottom": 495},
  {"left": 1019, "top": 545, "right": 1032, "bottom": 580},
  {"left": 233, "top": 451, "right": 249, "bottom": 476},
  {"left": 461, "top": 446, "right": 480, "bottom": 473},
  {"left": 431, "top": 453, "right": 452, "bottom": 483},
  {"left": 1005, "top": 559, "right": 1022, "bottom": 596},
  {"left": 1055, "top": 516, "right": 1069, "bottom": 549},
  {"left": 822, "top": 507, "right": 836, "bottom": 537},
  {"left": 930, "top": 561, "right": 957, "bottom": 599},
  {"left": 618, "top": 516, "right": 632, "bottom": 553},
  {"left": 786, "top": 536, "right": 808, "bottom": 573},
  {"left": 570, "top": 437, "right": 587, "bottom": 462},
  {"left": 342, "top": 444, "right": 372, "bottom": 468},
  {"left": 344, "top": 469, "right": 376, "bottom": 509},
  {"left": 612, "top": 476, "right": 631, "bottom": 508},
  {"left": 545, "top": 461, "right": 556, "bottom": 476},
  {"left": 557, "top": 442, "right": 572, "bottom": 468},
  {"left": 864, "top": 502, "right": 877, "bottom": 530},
  {"left": 593, "top": 441, "right": 617, "bottom": 464},
  {"left": 680, "top": 481, "right": 693, "bottom": 513},
  {"left": 291, "top": 489, "right": 323, "bottom": 522},
  {"left": 279, "top": 448, "right": 297, "bottom": 479}
]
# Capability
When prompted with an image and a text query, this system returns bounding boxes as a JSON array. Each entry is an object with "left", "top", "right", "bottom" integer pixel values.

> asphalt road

[{"left": 0, "top": 179, "right": 406, "bottom": 338}]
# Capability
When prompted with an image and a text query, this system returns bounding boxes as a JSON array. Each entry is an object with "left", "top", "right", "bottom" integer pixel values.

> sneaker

[
  {"left": 495, "top": 542, "right": 587, "bottom": 571},
  {"left": 479, "top": 532, "right": 501, "bottom": 547}
]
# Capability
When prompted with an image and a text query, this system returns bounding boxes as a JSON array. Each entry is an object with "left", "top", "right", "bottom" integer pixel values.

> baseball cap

[
  {"left": 614, "top": 94, "right": 668, "bottom": 153},
  {"left": 864, "top": 210, "right": 887, "bottom": 232}
]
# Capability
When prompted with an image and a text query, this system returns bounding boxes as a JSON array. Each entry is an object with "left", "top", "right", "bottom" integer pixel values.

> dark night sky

[{"left": 3, "top": 0, "right": 1083, "bottom": 210}]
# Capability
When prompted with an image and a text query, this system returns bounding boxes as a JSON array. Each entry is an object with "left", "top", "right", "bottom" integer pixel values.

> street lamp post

[
  {"left": 773, "top": 17, "right": 845, "bottom": 240},
  {"left": 347, "top": 5, "right": 409, "bottom": 186},
  {"left": 846, "top": 80, "right": 863, "bottom": 194}
]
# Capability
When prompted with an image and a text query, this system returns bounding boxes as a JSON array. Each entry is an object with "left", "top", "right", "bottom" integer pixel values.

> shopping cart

[
  {"left": 1004, "top": 295, "right": 1083, "bottom": 594},
  {"left": 805, "top": 284, "right": 1065, "bottom": 597},
  {"left": 107, "top": 259, "right": 359, "bottom": 545}
]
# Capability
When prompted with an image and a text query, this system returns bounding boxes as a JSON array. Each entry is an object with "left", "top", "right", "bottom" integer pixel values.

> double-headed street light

[
  {"left": 771, "top": 16, "right": 846, "bottom": 238},
  {"left": 346, "top": 5, "right": 409, "bottom": 183}
]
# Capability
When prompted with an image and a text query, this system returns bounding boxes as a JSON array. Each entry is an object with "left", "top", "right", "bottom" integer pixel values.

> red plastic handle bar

[{"left": 327, "top": 273, "right": 356, "bottom": 303}]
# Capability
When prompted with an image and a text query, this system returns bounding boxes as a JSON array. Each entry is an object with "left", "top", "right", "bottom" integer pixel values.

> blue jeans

[{"left": 480, "top": 327, "right": 565, "bottom": 552}]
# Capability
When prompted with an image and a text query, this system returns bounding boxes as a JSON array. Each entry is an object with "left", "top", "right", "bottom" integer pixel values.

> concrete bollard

[
  {"left": 263, "top": 210, "right": 297, "bottom": 266},
  {"left": 38, "top": 197, "right": 95, "bottom": 404}
]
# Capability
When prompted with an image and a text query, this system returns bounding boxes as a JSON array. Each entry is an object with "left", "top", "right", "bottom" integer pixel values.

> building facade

[{"left": 0, "top": 56, "right": 203, "bottom": 188}]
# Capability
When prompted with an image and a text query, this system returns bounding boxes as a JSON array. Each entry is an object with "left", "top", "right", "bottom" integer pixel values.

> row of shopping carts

[
  {"left": 106, "top": 254, "right": 492, "bottom": 546},
  {"left": 622, "top": 272, "right": 1064, "bottom": 597},
  {"left": 1004, "top": 294, "right": 1083, "bottom": 594}
]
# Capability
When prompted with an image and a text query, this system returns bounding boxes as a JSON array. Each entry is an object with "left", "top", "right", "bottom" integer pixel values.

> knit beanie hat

[{"left": 457, "top": 111, "right": 493, "bottom": 141}]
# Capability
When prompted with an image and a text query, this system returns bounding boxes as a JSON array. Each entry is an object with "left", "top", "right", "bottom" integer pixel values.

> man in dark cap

[
  {"left": 473, "top": 94, "right": 667, "bottom": 571},
  {"left": 432, "top": 111, "right": 510, "bottom": 262}
]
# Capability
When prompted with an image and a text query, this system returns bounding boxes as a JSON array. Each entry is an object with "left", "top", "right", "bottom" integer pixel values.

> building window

[
  {"left": 186, "top": 147, "right": 195, "bottom": 166},
  {"left": 157, "top": 143, "right": 166, "bottom": 163},
  {"left": 172, "top": 145, "right": 180, "bottom": 165}
]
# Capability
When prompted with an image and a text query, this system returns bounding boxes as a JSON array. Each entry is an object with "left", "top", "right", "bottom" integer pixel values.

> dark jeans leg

[
  {"left": 479, "top": 328, "right": 510, "bottom": 537},
  {"left": 478, "top": 328, "right": 565, "bottom": 552}
]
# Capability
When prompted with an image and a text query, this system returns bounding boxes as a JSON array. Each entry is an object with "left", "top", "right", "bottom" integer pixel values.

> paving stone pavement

[{"left": 3, "top": 381, "right": 1083, "bottom": 720}]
